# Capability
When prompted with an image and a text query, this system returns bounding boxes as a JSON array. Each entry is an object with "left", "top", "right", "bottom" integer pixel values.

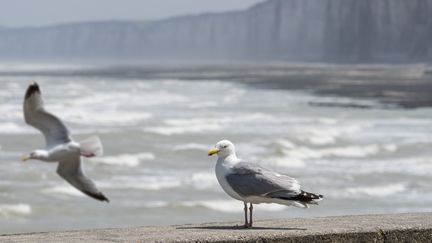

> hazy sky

[{"left": 0, "top": 0, "right": 263, "bottom": 27}]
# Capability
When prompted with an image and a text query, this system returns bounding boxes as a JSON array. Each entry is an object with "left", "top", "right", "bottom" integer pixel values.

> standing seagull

[
  {"left": 208, "top": 140, "right": 322, "bottom": 228},
  {"left": 21, "top": 82, "right": 109, "bottom": 202}
]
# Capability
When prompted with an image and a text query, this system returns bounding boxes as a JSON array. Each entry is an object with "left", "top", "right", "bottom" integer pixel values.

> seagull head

[
  {"left": 21, "top": 150, "right": 48, "bottom": 162},
  {"left": 208, "top": 140, "right": 236, "bottom": 158}
]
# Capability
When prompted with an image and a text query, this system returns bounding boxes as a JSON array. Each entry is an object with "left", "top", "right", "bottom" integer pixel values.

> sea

[{"left": 0, "top": 62, "right": 432, "bottom": 234}]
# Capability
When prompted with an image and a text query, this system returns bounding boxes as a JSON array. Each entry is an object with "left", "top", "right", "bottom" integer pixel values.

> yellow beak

[
  {"left": 21, "top": 156, "right": 30, "bottom": 162},
  {"left": 208, "top": 148, "right": 220, "bottom": 156}
]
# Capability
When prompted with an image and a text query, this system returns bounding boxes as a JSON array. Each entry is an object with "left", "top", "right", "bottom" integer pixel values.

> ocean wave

[
  {"left": 222, "top": 89, "right": 245, "bottom": 104},
  {"left": 296, "top": 125, "right": 364, "bottom": 145},
  {"left": 0, "top": 122, "right": 28, "bottom": 134},
  {"left": 143, "top": 119, "right": 222, "bottom": 135},
  {"left": 0, "top": 104, "right": 22, "bottom": 120},
  {"left": 41, "top": 185, "right": 85, "bottom": 197},
  {"left": 100, "top": 175, "right": 182, "bottom": 190},
  {"left": 67, "top": 111, "right": 153, "bottom": 126},
  {"left": 101, "top": 171, "right": 218, "bottom": 191},
  {"left": 188, "top": 172, "right": 219, "bottom": 190},
  {"left": 178, "top": 200, "right": 286, "bottom": 213},
  {"left": 273, "top": 139, "right": 296, "bottom": 149},
  {"left": 188, "top": 101, "right": 218, "bottom": 109},
  {"left": 68, "top": 90, "right": 189, "bottom": 107},
  {"left": 173, "top": 143, "right": 210, "bottom": 151},
  {"left": 361, "top": 157, "right": 432, "bottom": 176},
  {"left": 283, "top": 144, "right": 396, "bottom": 160},
  {"left": 0, "top": 203, "right": 32, "bottom": 217},
  {"left": 92, "top": 152, "right": 155, "bottom": 167},
  {"left": 264, "top": 142, "right": 397, "bottom": 168},
  {"left": 143, "top": 124, "right": 221, "bottom": 136},
  {"left": 318, "top": 145, "right": 383, "bottom": 158},
  {"left": 263, "top": 156, "right": 306, "bottom": 168},
  {"left": 144, "top": 113, "right": 276, "bottom": 135},
  {"left": 164, "top": 114, "right": 276, "bottom": 127},
  {"left": 143, "top": 201, "right": 170, "bottom": 208},
  {"left": 343, "top": 184, "right": 407, "bottom": 198},
  {"left": 0, "top": 63, "right": 87, "bottom": 72}
]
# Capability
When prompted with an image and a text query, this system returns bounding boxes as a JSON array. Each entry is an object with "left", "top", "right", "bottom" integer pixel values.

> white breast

[{"left": 215, "top": 158, "right": 244, "bottom": 201}]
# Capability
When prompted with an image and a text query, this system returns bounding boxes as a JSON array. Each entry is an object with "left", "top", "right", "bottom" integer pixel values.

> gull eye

[{"left": 222, "top": 145, "right": 228, "bottom": 148}]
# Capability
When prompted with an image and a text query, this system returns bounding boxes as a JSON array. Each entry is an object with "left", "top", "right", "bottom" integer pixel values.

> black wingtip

[
  {"left": 281, "top": 190, "right": 323, "bottom": 202},
  {"left": 83, "top": 190, "right": 110, "bottom": 203},
  {"left": 98, "top": 193, "right": 110, "bottom": 203},
  {"left": 25, "top": 82, "right": 40, "bottom": 99},
  {"left": 97, "top": 193, "right": 110, "bottom": 203}
]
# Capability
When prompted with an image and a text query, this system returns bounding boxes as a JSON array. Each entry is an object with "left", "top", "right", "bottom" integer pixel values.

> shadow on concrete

[{"left": 176, "top": 225, "right": 307, "bottom": 231}]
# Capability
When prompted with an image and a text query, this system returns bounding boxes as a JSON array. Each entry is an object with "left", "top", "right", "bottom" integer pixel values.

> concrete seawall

[{"left": 1, "top": 213, "right": 431, "bottom": 242}]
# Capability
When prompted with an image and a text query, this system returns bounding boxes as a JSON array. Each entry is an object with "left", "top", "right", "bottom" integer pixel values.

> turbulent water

[{"left": 0, "top": 63, "right": 432, "bottom": 234}]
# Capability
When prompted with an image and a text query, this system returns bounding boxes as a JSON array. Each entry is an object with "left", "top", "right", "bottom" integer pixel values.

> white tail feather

[{"left": 79, "top": 136, "right": 103, "bottom": 157}]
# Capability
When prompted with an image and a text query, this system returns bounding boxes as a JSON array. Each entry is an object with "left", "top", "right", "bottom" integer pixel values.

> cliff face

[{"left": 0, "top": 0, "right": 431, "bottom": 63}]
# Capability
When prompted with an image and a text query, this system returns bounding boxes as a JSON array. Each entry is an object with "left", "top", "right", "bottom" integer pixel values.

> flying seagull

[
  {"left": 208, "top": 140, "right": 322, "bottom": 228},
  {"left": 21, "top": 82, "right": 109, "bottom": 202}
]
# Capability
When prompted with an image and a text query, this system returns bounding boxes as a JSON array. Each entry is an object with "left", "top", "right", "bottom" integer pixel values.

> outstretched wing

[
  {"left": 23, "top": 82, "right": 71, "bottom": 148},
  {"left": 225, "top": 162, "right": 302, "bottom": 199},
  {"left": 57, "top": 156, "right": 109, "bottom": 202}
]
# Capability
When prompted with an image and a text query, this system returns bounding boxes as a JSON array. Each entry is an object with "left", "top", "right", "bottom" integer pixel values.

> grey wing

[
  {"left": 225, "top": 162, "right": 301, "bottom": 199},
  {"left": 57, "top": 156, "right": 109, "bottom": 202},
  {"left": 24, "top": 83, "right": 71, "bottom": 148}
]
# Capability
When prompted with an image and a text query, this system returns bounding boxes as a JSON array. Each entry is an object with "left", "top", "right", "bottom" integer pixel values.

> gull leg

[
  {"left": 248, "top": 203, "right": 253, "bottom": 228},
  {"left": 243, "top": 202, "right": 249, "bottom": 228}
]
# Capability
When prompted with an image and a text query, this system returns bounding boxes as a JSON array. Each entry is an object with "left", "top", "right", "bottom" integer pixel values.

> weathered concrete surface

[{"left": 1, "top": 213, "right": 432, "bottom": 242}]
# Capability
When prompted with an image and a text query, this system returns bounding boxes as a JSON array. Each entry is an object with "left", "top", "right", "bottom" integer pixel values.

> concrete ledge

[{"left": 2, "top": 213, "right": 432, "bottom": 242}]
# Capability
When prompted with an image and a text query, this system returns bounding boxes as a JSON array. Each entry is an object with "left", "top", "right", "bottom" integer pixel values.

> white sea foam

[
  {"left": 364, "top": 157, "right": 432, "bottom": 176},
  {"left": 318, "top": 118, "right": 338, "bottom": 125},
  {"left": 267, "top": 143, "right": 397, "bottom": 168},
  {"left": 41, "top": 185, "right": 85, "bottom": 197},
  {"left": 187, "top": 172, "right": 219, "bottom": 190},
  {"left": 67, "top": 111, "right": 153, "bottom": 126},
  {"left": 284, "top": 144, "right": 395, "bottom": 160},
  {"left": 69, "top": 90, "right": 188, "bottom": 107},
  {"left": 94, "top": 153, "right": 155, "bottom": 167},
  {"left": 0, "top": 104, "right": 22, "bottom": 119},
  {"left": 188, "top": 101, "right": 218, "bottom": 109},
  {"left": 179, "top": 200, "right": 286, "bottom": 213},
  {"left": 274, "top": 139, "right": 296, "bottom": 149},
  {"left": 173, "top": 143, "right": 210, "bottom": 151},
  {"left": 320, "top": 145, "right": 381, "bottom": 158},
  {"left": 101, "top": 175, "right": 182, "bottom": 190},
  {"left": 144, "top": 113, "right": 275, "bottom": 135},
  {"left": 144, "top": 119, "right": 222, "bottom": 135},
  {"left": 297, "top": 125, "right": 363, "bottom": 145},
  {"left": 144, "top": 124, "right": 221, "bottom": 136},
  {"left": 0, "top": 204, "right": 32, "bottom": 217},
  {"left": 142, "top": 201, "right": 170, "bottom": 208},
  {"left": 265, "top": 156, "right": 307, "bottom": 168},
  {"left": 99, "top": 171, "right": 218, "bottom": 192},
  {"left": 0, "top": 122, "right": 28, "bottom": 134},
  {"left": 343, "top": 184, "right": 407, "bottom": 198},
  {"left": 165, "top": 114, "right": 276, "bottom": 127},
  {"left": 222, "top": 89, "right": 246, "bottom": 104},
  {"left": 0, "top": 63, "right": 87, "bottom": 72}
]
